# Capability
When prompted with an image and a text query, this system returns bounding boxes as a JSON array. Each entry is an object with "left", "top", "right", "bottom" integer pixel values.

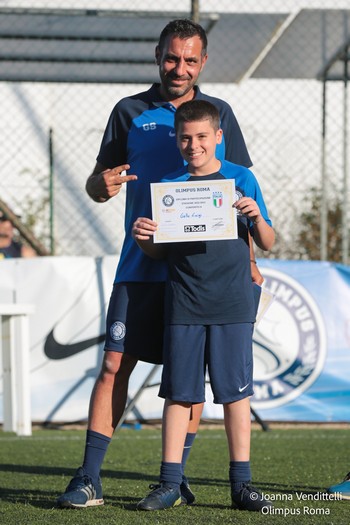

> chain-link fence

[{"left": 1, "top": 0, "right": 349, "bottom": 262}]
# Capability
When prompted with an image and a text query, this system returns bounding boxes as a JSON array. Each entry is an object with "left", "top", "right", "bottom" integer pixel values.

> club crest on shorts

[
  {"left": 110, "top": 321, "right": 126, "bottom": 341},
  {"left": 212, "top": 191, "right": 223, "bottom": 208},
  {"left": 251, "top": 268, "right": 327, "bottom": 409}
]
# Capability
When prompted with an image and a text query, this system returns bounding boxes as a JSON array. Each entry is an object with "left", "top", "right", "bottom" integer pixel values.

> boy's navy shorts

[
  {"left": 104, "top": 282, "right": 165, "bottom": 364},
  {"left": 159, "top": 323, "right": 254, "bottom": 404}
]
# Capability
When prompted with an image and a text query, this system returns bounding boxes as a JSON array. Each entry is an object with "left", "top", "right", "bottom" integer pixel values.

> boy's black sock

[
  {"left": 160, "top": 461, "right": 182, "bottom": 490},
  {"left": 181, "top": 432, "right": 196, "bottom": 482},
  {"left": 229, "top": 460, "right": 251, "bottom": 493}
]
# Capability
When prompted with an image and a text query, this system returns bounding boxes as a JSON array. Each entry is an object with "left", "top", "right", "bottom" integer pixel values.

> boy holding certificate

[{"left": 132, "top": 100, "right": 275, "bottom": 512}]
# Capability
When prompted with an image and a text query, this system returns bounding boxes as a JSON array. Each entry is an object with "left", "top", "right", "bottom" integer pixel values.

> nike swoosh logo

[
  {"left": 239, "top": 383, "right": 250, "bottom": 393},
  {"left": 169, "top": 131, "right": 176, "bottom": 137},
  {"left": 44, "top": 329, "right": 105, "bottom": 360}
]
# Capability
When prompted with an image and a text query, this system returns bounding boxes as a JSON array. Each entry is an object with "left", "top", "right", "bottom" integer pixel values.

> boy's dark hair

[
  {"left": 158, "top": 19, "right": 208, "bottom": 56},
  {"left": 175, "top": 100, "right": 220, "bottom": 132}
]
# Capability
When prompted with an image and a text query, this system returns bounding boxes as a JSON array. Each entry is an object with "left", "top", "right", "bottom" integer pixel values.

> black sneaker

[
  {"left": 180, "top": 479, "right": 195, "bottom": 505},
  {"left": 56, "top": 466, "right": 104, "bottom": 508},
  {"left": 231, "top": 483, "right": 272, "bottom": 512},
  {"left": 137, "top": 483, "right": 181, "bottom": 511}
]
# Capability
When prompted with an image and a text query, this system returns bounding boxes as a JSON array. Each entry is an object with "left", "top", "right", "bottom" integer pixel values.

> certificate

[
  {"left": 150, "top": 179, "right": 237, "bottom": 243},
  {"left": 254, "top": 285, "right": 275, "bottom": 326}
]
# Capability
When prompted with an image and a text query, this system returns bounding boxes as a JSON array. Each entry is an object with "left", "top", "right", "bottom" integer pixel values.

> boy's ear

[
  {"left": 216, "top": 128, "right": 223, "bottom": 144},
  {"left": 155, "top": 46, "right": 161, "bottom": 65}
]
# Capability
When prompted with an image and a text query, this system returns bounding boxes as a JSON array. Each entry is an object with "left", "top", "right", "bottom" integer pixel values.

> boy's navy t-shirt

[{"left": 162, "top": 160, "right": 272, "bottom": 325}]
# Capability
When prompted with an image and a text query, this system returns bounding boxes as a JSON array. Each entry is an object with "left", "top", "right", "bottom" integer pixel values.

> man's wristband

[{"left": 250, "top": 259, "right": 257, "bottom": 264}]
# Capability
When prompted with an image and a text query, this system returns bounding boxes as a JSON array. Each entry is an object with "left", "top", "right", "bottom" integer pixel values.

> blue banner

[
  {"left": 0, "top": 257, "right": 349, "bottom": 423},
  {"left": 251, "top": 260, "right": 350, "bottom": 422}
]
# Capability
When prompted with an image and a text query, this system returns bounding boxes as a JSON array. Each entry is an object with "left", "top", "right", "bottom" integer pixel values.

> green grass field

[{"left": 0, "top": 426, "right": 349, "bottom": 525}]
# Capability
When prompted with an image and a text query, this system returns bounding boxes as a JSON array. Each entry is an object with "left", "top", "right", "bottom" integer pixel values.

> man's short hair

[
  {"left": 158, "top": 19, "right": 208, "bottom": 56},
  {"left": 175, "top": 100, "right": 220, "bottom": 132}
]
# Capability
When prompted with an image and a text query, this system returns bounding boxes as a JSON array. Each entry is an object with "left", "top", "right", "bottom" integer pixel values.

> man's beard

[
  {"left": 164, "top": 81, "right": 194, "bottom": 98},
  {"left": 159, "top": 68, "right": 196, "bottom": 99}
]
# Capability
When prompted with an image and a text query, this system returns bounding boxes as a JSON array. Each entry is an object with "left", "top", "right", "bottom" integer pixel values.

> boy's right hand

[{"left": 132, "top": 217, "right": 158, "bottom": 241}]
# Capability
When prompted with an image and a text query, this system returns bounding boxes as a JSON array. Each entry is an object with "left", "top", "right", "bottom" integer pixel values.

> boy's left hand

[
  {"left": 251, "top": 262, "right": 264, "bottom": 285},
  {"left": 233, "top": 197, "right": 262, "bottom": 225}
]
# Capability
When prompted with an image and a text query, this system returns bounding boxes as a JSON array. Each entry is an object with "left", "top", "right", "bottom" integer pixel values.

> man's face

[{"left": 156, "top": 35, "right": 208, "bottom": 103}]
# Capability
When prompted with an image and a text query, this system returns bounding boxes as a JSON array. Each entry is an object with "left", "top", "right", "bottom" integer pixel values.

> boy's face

[{"left": 177, "top": 119, "right": 223, "bottom": 174}]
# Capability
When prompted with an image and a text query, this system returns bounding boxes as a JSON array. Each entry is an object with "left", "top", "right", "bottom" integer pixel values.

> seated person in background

[{"left": 0, "top": 213, "right": 36, "bottom": 259}]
